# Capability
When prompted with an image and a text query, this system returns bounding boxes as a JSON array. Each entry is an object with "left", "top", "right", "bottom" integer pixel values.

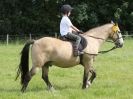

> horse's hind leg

[
  {"left": 21, "top": 66, "right": 39, "bottom": 92},
  {"left": 42, "top": 64, "right": 53, "bottom": 91}
]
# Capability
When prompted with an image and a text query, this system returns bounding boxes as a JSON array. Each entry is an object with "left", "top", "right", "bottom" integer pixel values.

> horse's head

[{"left": 109, "top": 22, "right": 124, "bottom": 48}]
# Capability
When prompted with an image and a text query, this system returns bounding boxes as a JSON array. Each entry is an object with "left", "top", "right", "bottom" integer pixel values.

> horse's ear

[
  {"left": 111, "top": 21, "right": 118, "bottom": 26},
  {"left": 111, "top": 21, "right": 115, "bottom": 25}
]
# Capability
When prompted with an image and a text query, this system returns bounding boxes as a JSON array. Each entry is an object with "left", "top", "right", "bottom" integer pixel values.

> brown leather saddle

[{"left": 60, "top": 34, "right": 87, "bottom": 51}]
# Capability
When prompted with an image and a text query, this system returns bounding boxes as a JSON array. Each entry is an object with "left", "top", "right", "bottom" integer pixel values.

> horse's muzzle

[{"left": 115, "top": 43, "right": 123, "bottom": 48}]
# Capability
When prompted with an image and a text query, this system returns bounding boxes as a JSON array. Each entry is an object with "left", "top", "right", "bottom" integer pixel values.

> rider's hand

[{"left": 78, "top": 30, "right": 84, "bottom": 34}]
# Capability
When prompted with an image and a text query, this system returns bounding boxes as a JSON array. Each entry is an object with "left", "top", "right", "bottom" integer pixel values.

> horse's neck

[
  {"left": 85, "top": 24, "right": 112, "bottom": 39},
  {"left": 84, "top": 24, "right": 112, "bottom": 47}
]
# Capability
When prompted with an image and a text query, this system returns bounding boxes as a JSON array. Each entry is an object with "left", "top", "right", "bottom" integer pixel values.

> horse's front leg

[
  {"left": 82, "top": 55, "right": 94, "bottom": 89},
  {"left": 82, "top": 66, "right": 90, "bottom": 89},
  {"left": 88, "top": 69, "right": 96, "bottom": 84}
]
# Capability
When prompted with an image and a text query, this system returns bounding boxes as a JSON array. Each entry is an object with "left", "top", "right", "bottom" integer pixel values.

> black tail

[{"left": 16, "top": 40, "right": 34, "bottom": 85}]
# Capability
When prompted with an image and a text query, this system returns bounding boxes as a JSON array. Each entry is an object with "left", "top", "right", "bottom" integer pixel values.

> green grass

[{"left": 0, "top": 39, "right": 133, "bottom": 99}]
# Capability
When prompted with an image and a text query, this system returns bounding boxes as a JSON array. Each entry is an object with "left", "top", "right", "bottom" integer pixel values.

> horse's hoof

[
  {"left": 82, "top": 81, "right": 91, "bottom": 89},
  {"left": 82, "top": 85, "right": 88, "bottom": 89},
  {"left": 48, "top": 86, "right": 55, "bottom": 92},
  {"left": 87, "top": 81, "right": 91, "bottom": 86},
  {"left": 21, "top": 83, "right": 28, "bottom": 93},
  {"left": 21, "top": 87, "right": 26, "bottom": 93}
]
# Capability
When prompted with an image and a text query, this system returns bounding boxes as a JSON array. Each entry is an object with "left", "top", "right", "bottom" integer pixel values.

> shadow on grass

[
  {"left": 53, "top": 83, "right": 82, "bottom": 91},
  {"left": 0, "top": 88, "right": 19, "bottom": 93},
  {"left": 0, "top": 86, "right": 45, "bottom": 93},
  {"left": 0, "top": 83, "right": 82, "bottom": 93},
  {"left": 26, "top": 84, "right": 80, "bottom": 92}
]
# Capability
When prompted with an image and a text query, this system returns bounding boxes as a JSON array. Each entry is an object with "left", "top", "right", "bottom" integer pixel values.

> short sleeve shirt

[{"left": 60, "top": 16, "right": 73, "bottom": 36}]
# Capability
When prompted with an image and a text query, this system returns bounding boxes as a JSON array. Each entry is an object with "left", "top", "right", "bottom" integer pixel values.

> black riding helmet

[{"left": 61, "top": 4, "right": 73, "bottom": 14}]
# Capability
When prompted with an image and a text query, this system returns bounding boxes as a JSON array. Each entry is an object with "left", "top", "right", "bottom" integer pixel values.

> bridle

[
  {"left": 110, "top": 31, "right": 123, "bottom": 45},
  {"left": 83, "top": 26, "right": 122, "bottom": 54},
  {"left": 83, "top": 34, "right": 117, "bottom": 54}
]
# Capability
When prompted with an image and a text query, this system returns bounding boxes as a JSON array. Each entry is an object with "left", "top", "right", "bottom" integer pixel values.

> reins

[
  {"left": 84, "top": 34, "right": 113, "bottom": 43},
  {"left": 83, "top": 34, "right": 117, "bottom": 54},
  {"left": 98, "top": 46, "right": 117, "bottom": 54},
  {"left": 84, "top": 35, "right": 105, "bottom": 41}
]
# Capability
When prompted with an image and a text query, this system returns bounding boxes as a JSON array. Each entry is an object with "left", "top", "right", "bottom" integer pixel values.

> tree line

[{"left": 0, "top": 0, "right": 133, "bottom": 36}]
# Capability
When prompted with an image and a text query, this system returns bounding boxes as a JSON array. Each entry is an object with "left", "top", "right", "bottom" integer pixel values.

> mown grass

[{"left": 0, "top": 39, "right": 133, "bottom": 99}]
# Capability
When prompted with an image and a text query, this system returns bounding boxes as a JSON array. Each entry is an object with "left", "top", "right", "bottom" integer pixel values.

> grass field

[{"left": 0, "top": 39, "right": 133, "bottom": 99}]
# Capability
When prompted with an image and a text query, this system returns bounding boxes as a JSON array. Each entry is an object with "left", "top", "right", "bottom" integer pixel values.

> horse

[{"left": 16, "top": 22, "right": 124, "bottom": 92}]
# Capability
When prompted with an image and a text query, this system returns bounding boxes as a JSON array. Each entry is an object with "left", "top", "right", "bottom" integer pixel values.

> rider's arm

[{"left": 71, "top": 25, "right": 80, "bottom": 33}]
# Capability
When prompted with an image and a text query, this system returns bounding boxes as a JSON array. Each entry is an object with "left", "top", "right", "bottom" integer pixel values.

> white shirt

[{"left": 60, "top": 16, "right": 73, "bottom": 36}]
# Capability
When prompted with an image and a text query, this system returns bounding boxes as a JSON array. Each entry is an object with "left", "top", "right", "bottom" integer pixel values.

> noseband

[{"left": 111, "top": 31, "right": 123, "bottom": 45}]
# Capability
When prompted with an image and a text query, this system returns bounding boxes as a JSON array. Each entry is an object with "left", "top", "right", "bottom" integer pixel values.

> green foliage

[
  {"left": 0, "top": 0, "right": 133, "bottom": 35},
  {"left": 74, "top": 3, "right": 88, "bottom": 24}
]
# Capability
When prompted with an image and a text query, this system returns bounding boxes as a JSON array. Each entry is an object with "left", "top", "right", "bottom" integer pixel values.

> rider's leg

[{"left": 66, "top": 32, "right": 83, "bottom": 56}]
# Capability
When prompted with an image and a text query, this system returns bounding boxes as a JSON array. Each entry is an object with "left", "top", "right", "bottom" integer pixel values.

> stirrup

[
  {"left": 74, "top": 51, "right": 84, "bottom": 56},
  {"left": 78, "top": 51, "right": 84, "bottom": 55}
]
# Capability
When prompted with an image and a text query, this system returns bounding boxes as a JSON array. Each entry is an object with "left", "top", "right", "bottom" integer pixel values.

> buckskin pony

[{"left": 16, "top": 22, "right": 124, "bottom": 92}]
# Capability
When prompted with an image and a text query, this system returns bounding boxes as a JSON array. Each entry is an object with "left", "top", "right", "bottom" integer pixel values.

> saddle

[{"left": 60, "top": 34, "right": 87, "bottom": 51}]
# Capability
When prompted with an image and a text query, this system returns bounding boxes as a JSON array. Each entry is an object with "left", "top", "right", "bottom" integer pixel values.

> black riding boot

[
  {"left": 73, "top": 44, "right": 84, "bottom": 57},
  {"left": 65, "top": 32, "right": 84, "bottom": 56}
]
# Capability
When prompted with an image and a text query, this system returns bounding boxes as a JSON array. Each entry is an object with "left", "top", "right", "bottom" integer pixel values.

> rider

[{"left": 60, "top": 4, "right": 84, "bottom": 56}]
